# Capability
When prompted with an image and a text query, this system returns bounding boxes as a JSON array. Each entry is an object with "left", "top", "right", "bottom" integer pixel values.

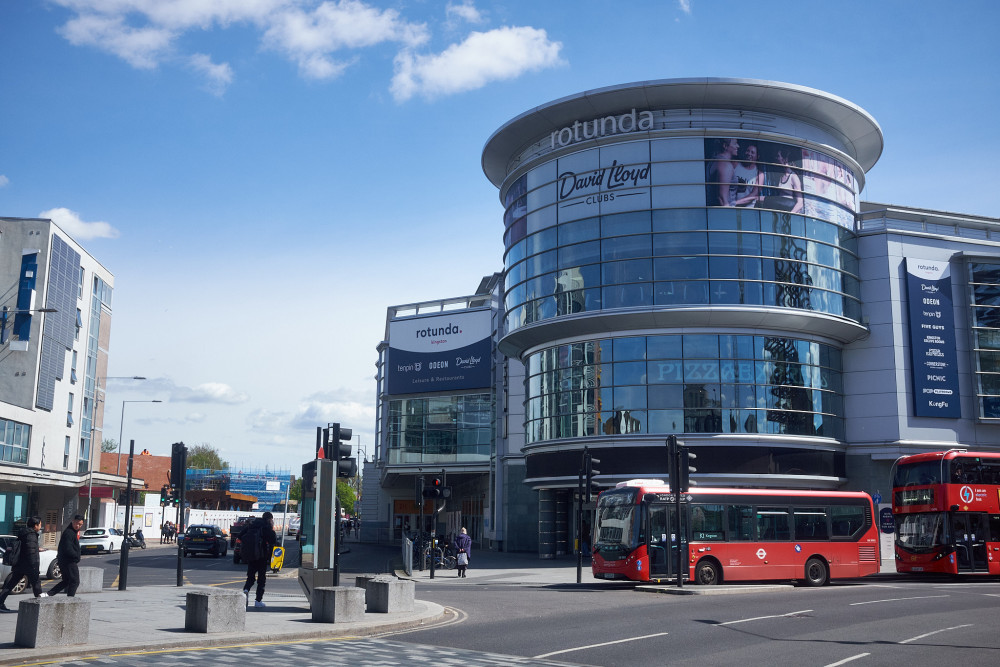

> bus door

[
  {"left": 950, "top": 513, "right": 990, "bottom": 572},
  {"left": 647, "top": 504, "right": 677, "bottom": 579}
]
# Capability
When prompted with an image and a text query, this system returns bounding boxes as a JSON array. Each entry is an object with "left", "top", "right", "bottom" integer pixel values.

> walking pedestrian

[
  {"left": 242, "top": 512, "right": 277, "bottom": 608},
  {"left": 454, "top": 526, "right": 472, "bottom": 578},
  {"left": 0, "top": 517, "right": 45, "bottom": 610},
  {"left": 47, "top": 515, "right": 84, "bottom": 597},
  {"left": 160, "top": 523, "right": 168, "bottom": 544}
]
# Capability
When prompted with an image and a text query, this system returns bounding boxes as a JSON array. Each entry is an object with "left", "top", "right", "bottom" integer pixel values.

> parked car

[
  {"left": 0, "top": 535, "right": 61, "bottom": 594},
  {"left": 80, "top": 527, "right": 125, "bottom": 554},
  {"left": 182, "top": 525, "right": 228, "bottom": 558},
  {"left": 287, "top": 516, "right": 301, "bottom": 536},
  {"left": 229, "top": 517, "right": 253, "bottom": 546}
]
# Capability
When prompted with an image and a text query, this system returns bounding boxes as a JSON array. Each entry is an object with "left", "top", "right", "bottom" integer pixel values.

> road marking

[
  {"left": 533, "top": 632, "right": 670, "bottom": 658},
  {"left": 899, "top": 624, "right": 972, "bottom": 644},
  {"left": 849, "top": 595, "right": 948, "bottom": 606},
  {"left": 716, "top": 610, "right": 813, "bottom": 626},
  {"left": 823, "top": 652, "right": 870, "bottom": 666}
]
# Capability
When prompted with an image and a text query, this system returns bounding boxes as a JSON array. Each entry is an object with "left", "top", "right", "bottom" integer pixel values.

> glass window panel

[
  {"left": 691, "top": 504, "right": 725, "bottom": 541},
  {"left": 614, "top": 361, "right": 647, "bottom": 385},
  {"left": 654, "top": 256, "right": 708, "bottom": 281},
  {"left": 708, "top": 231, "right": 740, "bottom": 254},
  {"left": 728, "top": 505, "right": 754, "bottom": 540},
  {"left": 526, "top": 227, "right": 557, "bottom": 255},
  {"left": 613, "top": 337, "right": 646, "bottom": 361},
  {"left": 603, "top": 284, "right": 652, "bottom": 309},
  {"left": 524, "top": 250, "right": 557, "bottom": 279},
  {"left": 647, "top": 409, "right": 684, "bottom": 433},
  {"left": 647, "top": 336, "right": 682, "bottom": 359},
  {"left": 709, "top": 281, "right": 740, "bottom": 304},
  {"left": 648, "top": 383, "right": 683, "bottom": 407},
  {"left": 684, "top": 335, "right": 719, "bottom": 358},
  {"left": 602, "top": 211, "right": 651, "bottom": 236},
  {"left": 978, "top": 351, "right": 1000, "bottom": 373},
  {"left": 647, "top": 359, "right": 683, "bottom": 384},
  {"left": 756, "top": 507, "right": 791, "bottom": 540},
  {"left": 614, "top": 385, "right": 647, "bottom": 409},
  {"left": 653, "top": 231, "right": 707, "bottom": 256},
  {"left": 652, "top": 208, "right": 706, "bottom": 232},
  {"left": 559, "top": 217, "right": 600, "bottom": 244},
  {"left": 603, "top": 259, "right": 652, "bottom": 283},
  {"left": 602, "top": 235, "right": 651, "bottom": 261},
  {"left": 558, "top": 240, "right": 601, "bottom": 269},
  {"left": 685, "top": 408, "right": 722, "bottom": 433}
]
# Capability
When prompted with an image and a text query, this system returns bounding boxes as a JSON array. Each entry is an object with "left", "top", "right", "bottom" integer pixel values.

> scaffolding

[{"left": 186, "top": 467, "right": 292, "bottom": 510}]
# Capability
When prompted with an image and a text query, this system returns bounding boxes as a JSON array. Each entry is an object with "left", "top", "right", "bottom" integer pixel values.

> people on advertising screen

[
  {"left": 705, "top": 138, "right": 740, "bottom": 206},
  {"left": 733, "top": 142, "right": 765, "bottom": 207}
]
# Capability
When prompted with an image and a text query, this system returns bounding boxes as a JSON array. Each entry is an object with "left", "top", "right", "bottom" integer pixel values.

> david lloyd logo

[
  {"left": 455, "top": 355, "right": 482, "bottom": 369},
  {"left": 559, "top": 160, "right": 651, "bottom": 200}
]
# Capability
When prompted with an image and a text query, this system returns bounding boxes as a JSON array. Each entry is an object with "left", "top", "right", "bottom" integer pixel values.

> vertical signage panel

[{"left": 906, "top": 258, "right": 961, "bottom": 418}]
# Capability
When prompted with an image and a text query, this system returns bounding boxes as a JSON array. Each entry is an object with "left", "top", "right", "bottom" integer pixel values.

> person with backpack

[
  {"left": 0, "top": 517, "right": 45, "bottom": 611},
  {"left": 46, "top": 515, "right": 84, "bottom": 597},
  {"left": 241, "top": 512, "right": 276, "bottom": 608}
]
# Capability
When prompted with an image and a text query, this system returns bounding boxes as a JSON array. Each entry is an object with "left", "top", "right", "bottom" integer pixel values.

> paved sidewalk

[{"left": 0, "top": 585, "right": 444, "bottom": 667}]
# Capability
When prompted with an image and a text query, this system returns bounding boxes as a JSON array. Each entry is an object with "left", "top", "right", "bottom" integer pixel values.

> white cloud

[
  {"left": 136, "top": 377, "right": 250, "bottom": 404},
  {"left": 39, "top": 207, "right": 120, "bottom": 240},
  {"left": 57, "top": 13, "right": 175, "bottom": 69},
  {"left": 678, "top": 0, "right": 692, "bottom": 14},
  {"left": 391, "top": 26, "right": 563, "bottom": 101},
  {"left": 247, "top": 390, "right": 374, "bottom": 434},
  {"left": 0, "top": 175, "right": 8, "bottom": 187},
  {"left": 261, "top": 0, "right": 428, "bottom": 80},
  {"left": 446, "top": 1, "right": 485, "bottom": 26},
  {"left": 188, "top": 53, "right": 234, "bottom": 96}
]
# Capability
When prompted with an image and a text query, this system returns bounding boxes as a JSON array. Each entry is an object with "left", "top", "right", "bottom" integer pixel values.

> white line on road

[
  {"left": 533, "top": 632, "right": 670, "bottom": 658},
  {"left": 899, "top": 624, "right": 973, "bottom": 644},
  {"left": 716, "top": 609, "right": 814, "bottom": 626},
  {"left": 849, "top": 595, "right": 948, "bottom": 606},
  {"left": 823, "top": 653, "right": 871, "bottom": 667}
]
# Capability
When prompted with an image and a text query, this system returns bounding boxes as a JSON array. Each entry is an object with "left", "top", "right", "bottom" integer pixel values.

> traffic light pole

[
  {"left": 118, "top": 439, "right": 135, "bottom": 590},
  {"left": 576, "top": 466, "right": 584, "bottom": 584}
]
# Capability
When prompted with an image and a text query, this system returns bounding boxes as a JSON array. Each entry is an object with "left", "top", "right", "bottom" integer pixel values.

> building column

[
  {"left": 555, "top": 490, "right": 569, "bottom": 556},
  {"left": 538, "top": 488, "right": 556, "bottom": 559}
]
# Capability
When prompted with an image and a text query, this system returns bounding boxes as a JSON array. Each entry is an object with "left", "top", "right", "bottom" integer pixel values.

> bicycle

[{"left": 422, "top": 546, "right": 457, "bottom": 570}]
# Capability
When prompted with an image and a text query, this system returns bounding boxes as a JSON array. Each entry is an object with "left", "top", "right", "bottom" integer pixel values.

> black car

[{"left": 182, "top": 525, "right": 228, "bottom": 558}]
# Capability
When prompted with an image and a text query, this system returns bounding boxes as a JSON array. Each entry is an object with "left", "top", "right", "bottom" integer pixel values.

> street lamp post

[
  {"left": 0, "top": 306, "right": 57, "bottom": 345},
  {"left": 86, "top": 376, "right": 147, "bottom": 527},
  {"left": 116, "top": 400, "right": 162, "bottom": 476}
]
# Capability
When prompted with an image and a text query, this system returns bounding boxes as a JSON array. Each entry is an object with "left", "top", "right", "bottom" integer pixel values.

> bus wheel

[
  {"left": 695, "top": 559, "right": 721, "bottom": 585},
  {"left": 804, "top": 558, "right": 828, "bottom": 587}
]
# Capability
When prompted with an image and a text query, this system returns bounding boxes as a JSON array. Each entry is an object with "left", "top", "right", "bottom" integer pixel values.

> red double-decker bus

[
  {"left": 892, "top": 450, "right": 1000, "bottom": 575},
  {"left": 591, "top": 480, "right": 880, "bottom": 586}
]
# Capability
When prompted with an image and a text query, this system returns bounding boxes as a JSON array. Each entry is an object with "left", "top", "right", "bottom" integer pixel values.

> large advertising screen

[
  {"left": 905, "top": 258, "right": 961, "bottom": 418},
  {"left": 386, "top": 310, "right": 492, "bottom": 395},
  {"left": 703, "top": 138, "right": 856, "bottom": 228}
]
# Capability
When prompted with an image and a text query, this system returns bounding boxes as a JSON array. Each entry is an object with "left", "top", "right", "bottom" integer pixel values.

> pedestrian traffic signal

[{"left": 326, "top": 423, "right": 357, "bottom": 478}]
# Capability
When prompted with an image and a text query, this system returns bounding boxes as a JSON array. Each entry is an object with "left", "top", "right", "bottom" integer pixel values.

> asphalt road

[{"left": 72, "top": 543, "right": 1000, "bottom": 666}]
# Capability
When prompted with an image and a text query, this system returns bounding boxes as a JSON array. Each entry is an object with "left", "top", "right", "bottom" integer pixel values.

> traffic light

[
  {"left": 170, "top": 442, "right": 186, "bottom": 490},
  {"left": 677, "top": 446, "right": 697, "bottom": 493},
  {"left": 584, "top": 448, "right": 601, "bottom": 503},
  {"left": 160, "top": 485, "right": 170, "bottom": 505},
  {"left": 327, "top": 423, "right": 357, "bottom": 478},
  {"left": 423, "top": 477, "right": 443, "bottom": 499}
]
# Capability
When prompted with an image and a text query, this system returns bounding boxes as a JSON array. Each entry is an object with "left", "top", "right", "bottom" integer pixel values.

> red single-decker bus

[{"left": 591, "top": 480, "right": 879, "bottom": 586}]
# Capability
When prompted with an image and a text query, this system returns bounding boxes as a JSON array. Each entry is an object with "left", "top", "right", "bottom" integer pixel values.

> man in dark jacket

[
  {"left": 46, "top": 515, "right": 84, "bottom": 597},
  {"left": 242, "top": 512, "right": 277, "bottom": 608},
  {"left": 454, "top": 527, "right": 472, "bottom": 578},
  {"left": 0, "top": 517, "right": 44, "bottom": 611}
]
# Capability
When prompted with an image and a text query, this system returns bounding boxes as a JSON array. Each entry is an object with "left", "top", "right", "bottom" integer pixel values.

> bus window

[
  {"left": 990, "top": 515, "right": 1000, "bottom": 542},
  {"left": 893, "top": 460, "right": 943, "bottom": 487},
  {"left": 830, "top": 505, "right": 865, "bottom": 538},
  {"left": 728, "top": 505, "right": 754, "bottom": 540},
  {"left": 896, "top": 513, "right": 946, "bottom": 550},
  {"left": 793, "top": 508, "right": 829, "bottom": 540},
  {"left": 691, "top": 504, "right": 725, "bottom": 541},
  {"left": 756, "top": 507, "right": 791, "bottom": 540}
]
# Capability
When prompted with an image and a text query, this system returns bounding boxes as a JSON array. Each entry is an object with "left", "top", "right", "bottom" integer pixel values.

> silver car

[{"left": 0, "top": 535, "right": 61, "bottom": 594}]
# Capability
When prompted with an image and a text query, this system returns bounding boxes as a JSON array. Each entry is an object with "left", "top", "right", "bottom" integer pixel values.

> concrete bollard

[
  {"left": 77, "top": 567, "right": 104, "bottom": 593},
  {"left": 184, "top": 590, "right": 245, "bottom": 633},
  {"left": 14, "top": 597, "right": 91, "bottom": 648},
  {"left": 354, "top": 574, "right": 392, "bottom": 607},
  {"left": 366, "top": 578, "right": 415, "bottom": 613},
  {"left": 311, "top": 586, "right": 365, "bottom": 623}
]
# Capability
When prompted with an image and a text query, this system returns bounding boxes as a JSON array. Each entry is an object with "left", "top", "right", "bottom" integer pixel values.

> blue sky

[{"left": 2, "top": 0, "right": 998, "bottom": 470}]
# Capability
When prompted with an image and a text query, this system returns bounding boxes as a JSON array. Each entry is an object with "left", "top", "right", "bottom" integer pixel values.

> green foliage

[
  {"left": 186, "top": 443, "right": 228, "bottom": 471},
  {"left": 337, "top": 481, "right": 356, "bottom": 515},
  {"left": 101, "top": 438, "right": 119, "bottom": 453},
  {"left": 288, "top": 478, "right": 302, "bottom": 502}
]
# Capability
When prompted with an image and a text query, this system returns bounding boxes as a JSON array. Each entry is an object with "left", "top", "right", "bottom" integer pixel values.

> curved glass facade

[
  {"left": 501, "top": 137, "right": 862, "bottom": 336},
  {"left": 524, "top": 334, "right": 844, "bottom": 444}
]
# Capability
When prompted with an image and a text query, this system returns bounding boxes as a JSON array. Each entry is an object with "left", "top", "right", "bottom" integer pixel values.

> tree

[
  {"left": 337, "top": 481, "right": 356, "bottom": 516},
  {"left": 101, "top": 438, "right": 118, "bottom": 453},
  {"left": 186, "top": 443, "right": 228, "bottom": 471},
  {"left": 288, "top": 478, "right": 302, "bottom": 502}
]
